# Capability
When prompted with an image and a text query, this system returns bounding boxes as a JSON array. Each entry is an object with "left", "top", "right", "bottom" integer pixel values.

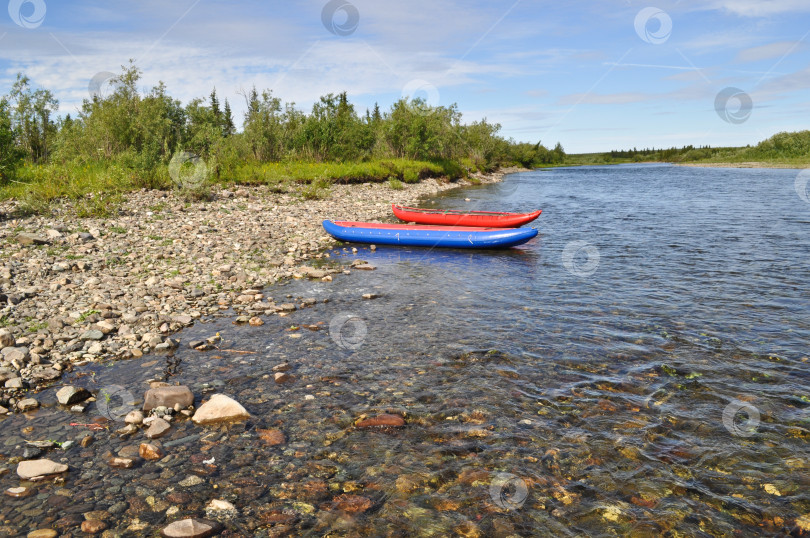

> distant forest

[{"left": 568, "top": 131, "right": 810, "bottom": 166}]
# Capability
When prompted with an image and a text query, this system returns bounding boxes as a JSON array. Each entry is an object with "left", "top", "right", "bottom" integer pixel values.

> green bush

[{"left": 0, "top": 62, "right": 570, "bottom": 210}]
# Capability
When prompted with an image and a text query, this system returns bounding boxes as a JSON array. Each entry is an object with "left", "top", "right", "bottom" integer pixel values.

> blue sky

[{"left": 1, "top": 0, "right": 808, "bottom": 153}]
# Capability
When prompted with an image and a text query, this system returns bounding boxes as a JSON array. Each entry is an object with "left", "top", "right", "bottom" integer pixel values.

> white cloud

[
  {"left": 703, "top": 0, "right": 810, "bottom": 17},
  {"left": 0, "top": 0, "right": 534, "bottom": 123},
  {"left": 735, "top": 41, "right": 803, "bottom": 62}
]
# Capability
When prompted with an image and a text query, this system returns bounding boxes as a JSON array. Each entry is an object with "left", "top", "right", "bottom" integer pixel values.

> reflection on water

[{"left": 1, "top": 164, "right": 809, "bottom": 535}]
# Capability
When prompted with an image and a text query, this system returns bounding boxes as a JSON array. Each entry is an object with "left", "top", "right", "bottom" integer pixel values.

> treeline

[
  {"left": 693, "top": 130, "right": 810, "bottom": 163},
  {"left": 567, "top": 131, "right": 810, "bottom": 166},
  {"left": 0, "top": 62, "right": 565, "bottom": 192}
]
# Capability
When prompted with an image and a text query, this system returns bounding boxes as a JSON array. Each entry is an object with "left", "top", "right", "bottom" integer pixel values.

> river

[{"left": 1, "top": 163, "right": 809, "bottom": 536}]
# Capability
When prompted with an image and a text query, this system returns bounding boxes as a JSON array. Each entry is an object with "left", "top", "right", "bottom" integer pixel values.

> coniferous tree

[{"left": 223, "top": 99, "right": 235, "bottom": 136}]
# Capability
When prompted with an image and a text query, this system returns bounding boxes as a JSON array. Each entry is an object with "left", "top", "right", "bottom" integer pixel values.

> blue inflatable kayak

[{"left": 322, "top": 220, "right": 538, "bottom": 249}]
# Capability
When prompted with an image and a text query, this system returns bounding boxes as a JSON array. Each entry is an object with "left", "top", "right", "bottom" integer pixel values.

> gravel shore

[{"left": 0, "top": 167, "right": 525, "bottom": 415}]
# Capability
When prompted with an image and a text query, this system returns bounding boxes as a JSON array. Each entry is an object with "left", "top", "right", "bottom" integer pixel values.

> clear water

[{"left": 1, "top": 164, "right": 809, "bottom": 536}]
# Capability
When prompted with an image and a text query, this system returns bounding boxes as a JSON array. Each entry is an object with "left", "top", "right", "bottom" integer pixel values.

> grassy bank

[{"left": 0, "top": 158, "right": 492, "bottom": 217}]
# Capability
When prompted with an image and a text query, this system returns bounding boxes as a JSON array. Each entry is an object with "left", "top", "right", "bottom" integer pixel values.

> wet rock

[
  {"left": 330, "top": 494, "right": 373, "bottom": 514},
  {"left": 55, "top": 514, "right": 83, "bottom": 529},
  {"left": 139, "top": 442, "right": 164, "bottom": 461},
  {"left": 5, "top": 486, "right": 34, "bottom": 498},
  {"left": 22, "top": 447, "right": 43, "bottom": 460},
  {"left": 56, "top": 386, "right": 90, "bottom": 406},
  {"left": 257, "top": 429, "right": 286, "bottom": 446},
  {"left": 356, "top": 414, "right": 406, "bottom": 429},
  {"left": 26, "top": 440, "right": 57, "bottom": 449},
  {"left": 143, "top": 385, "right": 194, "bottom": 412},
  {"left": 454, "top": 521, "right": 482, "bottom": 537},
  {"left": 160, "top": 518, "right": 222, "bottom": 538},
  {"left": 274, "top": 372, "right": 292, "bottom": 384},
  {"left": 17, "top": 459, "right": 68, "bottom": 479},
  {"left": 205, "top": 499, "right": 238, "bottom": 520},
  {"left": 108, "top": 501, "right": 129, "bottom": 514},
  {"left": 179, "top": 475, "right": 204, "bottom": 487},
  {"left": 166, "top": 492, "right": 192, "bottom": 504},
  {"left": 145, "top": 417, "right": 172, "bottom": 439},
  {"left": 192, "top": 394, "right": 249, "bottom": 425},
  {"left": 81, "top": 520, "right": 108, "bottom": 534},
  {"left": 116, "top": 424, "right": 138, "bottom": 436},
  {"left": 108, "top": 457, "right": 137, "bottom": 469},
  {"left": 26, "top": 530, "right": 57, "bottom": 538}
]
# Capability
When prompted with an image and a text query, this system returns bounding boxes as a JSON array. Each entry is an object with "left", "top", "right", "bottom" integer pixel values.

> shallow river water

[{"left": 1, "top": 164, "right": 809, "bottom": 537}]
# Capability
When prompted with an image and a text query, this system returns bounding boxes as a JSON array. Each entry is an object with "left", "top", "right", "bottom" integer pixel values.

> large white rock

[
  {"left": 192, "top": 394, "right": 249, "bottom": 425},
  {"left": 17, "top": 459, "right": 68, "bottom": 480}
]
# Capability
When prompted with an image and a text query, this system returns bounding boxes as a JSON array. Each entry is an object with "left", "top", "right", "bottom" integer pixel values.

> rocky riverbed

[
  {"left": 0, "top": 167, "right": 546, "bottom": 537},
  {"left": 0, "top": 169, "right": 521, "bottom": 416}
]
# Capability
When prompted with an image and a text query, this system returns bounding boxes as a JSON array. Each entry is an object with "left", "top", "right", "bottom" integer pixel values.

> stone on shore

[
  {"left": 17, "top": 398, "right": 39, "bottom": 412},
  {"left": 192, "top": 394, "right": 249, "bottom": 425},
  {"left": 80, "top": 330, "right": 104, "bottom": 341},
  {"left": 0, "top": 328, "right": 14, "bottom": 347},
  {"left": 16, "top": 233, "right": 49, "bottom": 246},
  {"left": 161, "top": 518, "right": 222, "bottom": 538},
  {"left": 17, "top": 459, "right": 68, "bottom": 479},
  {"left": 143, "top": 385, "right": 194, "bottom": 412},
  {"left": 56, "top": 386, "right": 90, "bottom": 406}
]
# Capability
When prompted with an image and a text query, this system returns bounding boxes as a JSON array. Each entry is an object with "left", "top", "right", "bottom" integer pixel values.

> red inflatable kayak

[{"left": 392, "top": 204, "right": 541, "bottom": 228}]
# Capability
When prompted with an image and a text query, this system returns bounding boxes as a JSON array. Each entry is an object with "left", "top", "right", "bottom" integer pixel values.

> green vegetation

[
  {"left": 567, "top": 131, "right": 810, "bottom": 167},
  {"left": 74, "top": 309, "right": 100, "bottom": 324},
  {"left": 0, "top": 62, "right": 565, "bottom": 214}
]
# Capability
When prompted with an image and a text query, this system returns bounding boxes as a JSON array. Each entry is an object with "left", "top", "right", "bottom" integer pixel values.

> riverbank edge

[
  {"left": 0, "top": 166, "right": 529, "bottom": 415},
  {"left": 560, "top": 160, "right": 808, "bottom": 169},
  {"left": 676, "top": 161, "right": 808, "bottom": 169}
]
